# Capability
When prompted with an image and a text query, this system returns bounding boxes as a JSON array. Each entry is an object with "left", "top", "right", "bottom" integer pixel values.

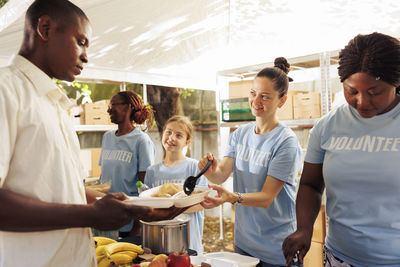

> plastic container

[
  {"left": 205, "top": 252, "right": 260, "bottom": 267},
  {"left": 221, "top": 98, "right": 255, "bottom": 122},
  {"left": 139, "top": 185, "right": 212, "bottom": 208}
]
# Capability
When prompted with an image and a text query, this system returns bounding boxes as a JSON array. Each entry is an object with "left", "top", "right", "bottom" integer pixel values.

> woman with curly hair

[{"left": 100, "top": 91, "right": 155, "bottom": 237}]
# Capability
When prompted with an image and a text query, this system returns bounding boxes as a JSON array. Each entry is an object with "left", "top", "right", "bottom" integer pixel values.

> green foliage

[
  {"left": 0, "top": 0, "right": 9, "bottom": 8},
  {"left": 56, "top": 80, "right": 92, "bottom": 104},
  {"left": 181, "top": 88, "right": 195, "bottom": 99}
]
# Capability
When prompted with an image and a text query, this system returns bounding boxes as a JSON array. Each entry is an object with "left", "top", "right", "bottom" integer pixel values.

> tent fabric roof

[{"left": 1, "top": 0, "right": 400, "bottom": 90}]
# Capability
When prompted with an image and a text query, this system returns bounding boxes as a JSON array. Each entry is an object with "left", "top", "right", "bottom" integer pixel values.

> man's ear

[
  {"left": 36, "top": 16, "right": 52, "bottom": 41},
  {"left": 278, "top": 94, "right": 287, "bottom": 108}
]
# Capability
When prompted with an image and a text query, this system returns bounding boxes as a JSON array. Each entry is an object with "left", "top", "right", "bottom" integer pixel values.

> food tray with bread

[{"left": 124, "top": 183, "right": 212, "bottom": 208}]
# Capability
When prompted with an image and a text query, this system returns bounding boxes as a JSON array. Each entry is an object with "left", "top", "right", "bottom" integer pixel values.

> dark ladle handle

[{"left": 196, "top": 159, "right": 212, "bottom": 178}]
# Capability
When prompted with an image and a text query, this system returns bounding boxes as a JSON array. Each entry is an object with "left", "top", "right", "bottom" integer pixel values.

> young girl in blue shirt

[{"left": 145, "top": 115, "right": 208, "bottom": 254}]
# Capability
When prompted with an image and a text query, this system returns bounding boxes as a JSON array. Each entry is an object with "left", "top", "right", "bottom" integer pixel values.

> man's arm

[
  {"left": 85, "top": 187, "right": 105, "bottom": 204},
  {"left": 0, "top": 187, "right": 149, "bottom": 232}
]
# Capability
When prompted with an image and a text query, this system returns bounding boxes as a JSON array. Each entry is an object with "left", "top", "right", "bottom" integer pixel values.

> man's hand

[
  {"left": 90, "top": 192, "right": 151, "bottom": 230},
  {"left": 139, "top": 206, "right": 191, "bottom": 222}
]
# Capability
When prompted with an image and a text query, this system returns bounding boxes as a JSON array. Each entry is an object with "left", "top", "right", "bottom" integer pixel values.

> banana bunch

[
  {"left": 94, "top": 238, "right": 144, "bottom": 267},
  {"left": 94, "top": 236, "right": 117, "bottom": 247}
]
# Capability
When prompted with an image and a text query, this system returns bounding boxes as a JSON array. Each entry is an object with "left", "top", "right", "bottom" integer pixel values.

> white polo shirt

[{"left": 0, "top": 55, "right": 96, "bottom": 267}]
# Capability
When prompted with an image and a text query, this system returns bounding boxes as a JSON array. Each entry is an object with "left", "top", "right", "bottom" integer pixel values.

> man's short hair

[{"left": 26, "top": 0, "right": 88, "bottom": 32}]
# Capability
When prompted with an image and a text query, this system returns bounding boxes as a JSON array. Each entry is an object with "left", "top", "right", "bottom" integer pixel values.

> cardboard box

[
  {"left": 83, "top": 100, "right": 108, "bottom": 114},
  {"left": 228, "top": 80, "right": 253, "bottom": 99},
  {"left": 79, "top": 148, "right": 102, "bottom": 177},
  {"left": 82, "top": 112, "right": 110, "bottom": 125},
  {"left": 91, "top": 148, "right": 102, "bottom": 177},
  {"left": 82, "top": 100, "right": 112, "bottom": 125},
  {"left": 293, "top": 92, "right": 321, "bottom": 119},
  {"left": 312, "top": 205, "right": 326, "bottom": 243},
  {"left": 276, "top": 90, "right": 300, "bottom": 120},
  {"left": 304, "top": 241, "right": 324, "bottom": 267},
  {"left": 68, "top": 105, "right": 84, "bottom": 125}
]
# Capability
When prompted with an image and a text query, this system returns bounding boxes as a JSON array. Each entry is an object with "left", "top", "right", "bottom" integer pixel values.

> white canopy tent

[{"left": 1, "top": 0, "right": 400, "bottom": 90}]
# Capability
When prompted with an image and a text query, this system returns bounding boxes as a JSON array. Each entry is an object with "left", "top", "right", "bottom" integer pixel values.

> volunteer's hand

[
  {"left": 200, "top": 184, "right": 231, "bottom": 209},
  {"left": 198, "top": 153, "right": 217, "bottom": 176},
  {"left": 282, "top": 229, "right": 312, "bottom": 267}
]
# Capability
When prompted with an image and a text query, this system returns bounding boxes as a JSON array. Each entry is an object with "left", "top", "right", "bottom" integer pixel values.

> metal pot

[{"left": 141, "top": 214, "right": 190, "bottom": 254}]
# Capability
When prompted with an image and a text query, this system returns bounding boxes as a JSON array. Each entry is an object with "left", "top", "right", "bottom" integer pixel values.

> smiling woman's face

[{"left": 343, "top": 72, "right": 399, "bottom": 118}]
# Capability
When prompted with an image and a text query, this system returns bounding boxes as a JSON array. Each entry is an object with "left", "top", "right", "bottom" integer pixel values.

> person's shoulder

[
  {"left": 184, "top": 157, "right": 198, "bottom": 166},
  {"left": 234, "top": 122, "right": 254, "bottom": 135},
  {"left": 0, "top": 64, "right": 23, "bottom": 92},
  {"left": 147, "top": 162, "right": 162, "bottom": 172},
  {"left": 275, "top": 124, "right": 300, "bottom": 147},
  {"left": 314, "top": 103, "right": 349, "bottom": 129},
  {"left": 104, "top": 130, "right": 115, "bottom": 137},
  {"left": 133, "top": 128, "right": 152, "bottom": 139}
]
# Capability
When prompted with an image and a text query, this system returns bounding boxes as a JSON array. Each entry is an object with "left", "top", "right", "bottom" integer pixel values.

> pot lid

[{"left": 140, "top": 214, "right": 190, "bottom": 226}]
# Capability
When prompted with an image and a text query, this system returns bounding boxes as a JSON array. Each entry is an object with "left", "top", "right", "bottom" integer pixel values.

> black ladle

[{"left": 183, "top": 159, "right": 212, "bottom": 195}]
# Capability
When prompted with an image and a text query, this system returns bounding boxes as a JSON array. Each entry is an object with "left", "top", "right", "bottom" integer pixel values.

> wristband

[{"left": 232, "top": 192, "right": 243, "bottom": 205}]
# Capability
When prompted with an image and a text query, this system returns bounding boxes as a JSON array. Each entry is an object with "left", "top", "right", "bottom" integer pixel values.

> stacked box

[
  {"left": 221, "top": 98, "right": 255, "bottom": 122},
  {"left": 228, "top": 80, "right": 252, "bottom": 99},
  {"left": 82, "top": 100, "right": 112, "bottom": 125},
  {"left": 91, "top": 148, "right": 102, "bottom": 177},
  {"left": 304, "top": 205, "right": 326, "bottom": 267},
  {"left": 293, "top": 92, "right": 321, "bottom": 119},
  {"left": 276, "top": 90, "right": 299, "bottom": 120},
  {"left": 79, "top": 148, "right": 102, "bottom": 177}
]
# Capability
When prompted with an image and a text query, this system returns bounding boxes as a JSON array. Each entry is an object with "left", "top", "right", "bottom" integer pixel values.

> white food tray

[
  {"left": 192, "top": 252, "right": 259, "bottom": 267},
  {"left": 124, "top": 185, "right": 212, "bottom": 208}
]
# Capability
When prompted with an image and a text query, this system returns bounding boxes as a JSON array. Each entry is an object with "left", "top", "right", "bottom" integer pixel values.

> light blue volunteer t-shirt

[
  {"left": 145, "top": 157, "right": 208, "bottom": 255},
  {"left": 100, "top": 128, "right": 155, "bottom": 232},
  {"left": 225, "top": 122, "right": 302, "bottom": 265},
  {"left": 305, "top": 103, "right": 400, "bottom": 267}
]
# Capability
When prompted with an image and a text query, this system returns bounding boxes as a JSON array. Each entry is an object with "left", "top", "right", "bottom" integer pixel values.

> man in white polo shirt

[{"left": 0, "top": 1, "right": 183, "bottom": 266}]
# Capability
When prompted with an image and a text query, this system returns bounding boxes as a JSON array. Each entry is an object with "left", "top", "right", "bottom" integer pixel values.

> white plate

[
  {"left": 205, "top": 252, "right": 260, "bottom": 267},
  {"left": 139, "top": 185, "right": 212, "bottom": 208},
  {"left": 190, "top": 255, "right": 238, "bottom": 267},
  {"left": 124, "top": 196, "right": 174, "bottom": 208},
  {"left": 173, "top": 185, "right": 212, "bottom": 207}
]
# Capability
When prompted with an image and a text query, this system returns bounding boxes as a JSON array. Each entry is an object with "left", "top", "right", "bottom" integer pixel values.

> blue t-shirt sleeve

[
  {"left": 268, "top": 137, "right": 302, "bottom": 185},
  {"left": 305, "top": 120, "right": 325, "bottom": 164},
  {"left": 144, "top": 165, "right": 155, "bottom": 187},
  {"left": 225, "top": 128, "right": 240, "bottom": 158},
  {"left": 137, "top": 136, "right": 155, "bottom": 172}
]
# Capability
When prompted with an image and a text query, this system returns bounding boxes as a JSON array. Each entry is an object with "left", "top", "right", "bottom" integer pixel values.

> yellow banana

[
  {"left": 96, "top": 254, "right": 107, "bottom": 264},
  {"left": 109, "top": 252, "right": 134, "bottom": 264},
  {"left": 98, "top": 257, "right": 112, "bottom": 267},
  {"left": 96, "top": 245, "right": 106, "bottom": 256},
  {"left": 93, "top": 236, "right": 117, "bottom": 247},
  {"left": 104, "top": 242, "right": 144, "bottom": 256},
  {"left": 115, "top": 250, "right": 138, "bottom": 259}
]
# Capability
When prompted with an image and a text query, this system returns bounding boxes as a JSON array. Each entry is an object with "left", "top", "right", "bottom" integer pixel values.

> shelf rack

[{"left": 74, "top": 125, "right": 117, "bottom": 132}]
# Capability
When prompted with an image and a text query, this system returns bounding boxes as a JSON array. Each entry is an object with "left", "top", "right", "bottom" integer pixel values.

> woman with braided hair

[
  {"left": 100, "top": 90, "right": 156, "bottom": 237},
  {"left": 283, "top": 32, "right": 400, "bottom": 267}
]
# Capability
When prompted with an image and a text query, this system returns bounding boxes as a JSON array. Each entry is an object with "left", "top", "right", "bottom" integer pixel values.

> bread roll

[{"left": 151, "top": 183, "right": 183, "bottom": 197}]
